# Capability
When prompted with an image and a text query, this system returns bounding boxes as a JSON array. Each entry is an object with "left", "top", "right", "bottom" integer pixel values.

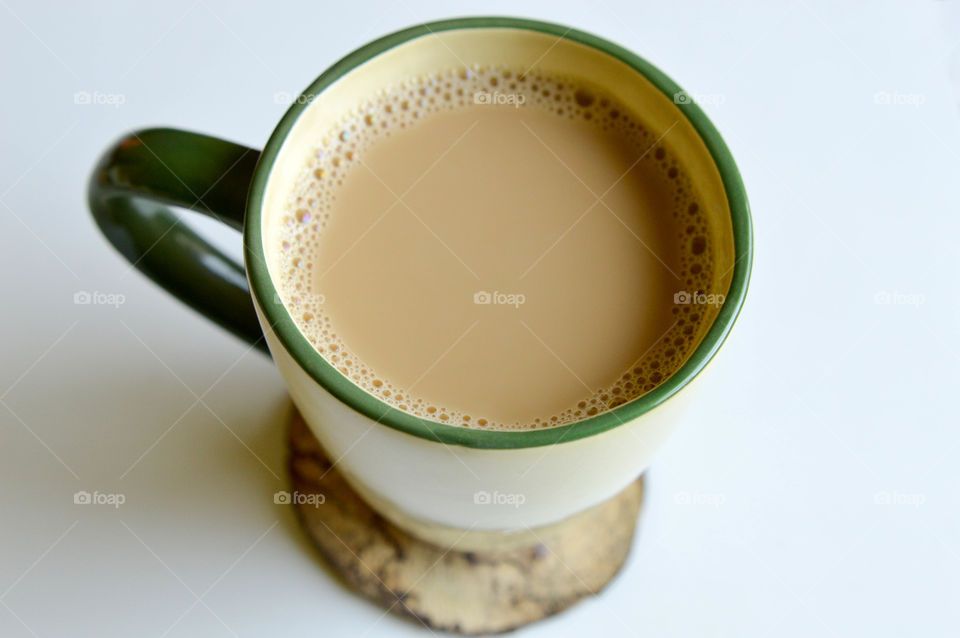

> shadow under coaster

[{"left": 288, "top": 409, "right": 645, "bottom": 635}]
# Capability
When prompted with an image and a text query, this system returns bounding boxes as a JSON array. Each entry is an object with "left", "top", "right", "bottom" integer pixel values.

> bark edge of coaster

[{"left": 288, "top": 409, "right": 644, "bottom": 635}]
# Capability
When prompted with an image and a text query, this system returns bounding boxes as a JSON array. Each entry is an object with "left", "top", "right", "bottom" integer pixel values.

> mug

[{"left": 88, "top": 17, "right": 752, "bottom": 550}]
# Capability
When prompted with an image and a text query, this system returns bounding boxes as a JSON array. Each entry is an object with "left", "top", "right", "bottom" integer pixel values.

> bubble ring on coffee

[{"left": 273, "top": 66, "right": 716, "bottom": 431}]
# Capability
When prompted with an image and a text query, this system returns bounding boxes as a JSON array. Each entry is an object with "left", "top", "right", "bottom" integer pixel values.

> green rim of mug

[{"left": 244, "top": 16, "right": 753, "bottom": 449}]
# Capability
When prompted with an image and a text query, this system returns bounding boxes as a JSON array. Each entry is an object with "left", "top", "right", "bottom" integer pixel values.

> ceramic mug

[{"left": 88, "top": 17, "right": 752, "bottom": 549}]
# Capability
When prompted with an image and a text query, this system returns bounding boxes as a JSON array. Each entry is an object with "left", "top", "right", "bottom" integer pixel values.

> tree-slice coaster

[{"left": 288, "top": 409, "right": 644, "bottom": 635}]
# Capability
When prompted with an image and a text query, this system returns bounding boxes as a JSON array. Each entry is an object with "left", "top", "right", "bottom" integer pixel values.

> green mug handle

[{"left": 88, "top": 128, "right": 268, "bottom": 353}]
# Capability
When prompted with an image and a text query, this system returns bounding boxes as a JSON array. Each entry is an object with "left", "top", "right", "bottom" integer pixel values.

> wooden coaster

[{"left": 289, "top": 409, "right": 644, "bottom": 635}]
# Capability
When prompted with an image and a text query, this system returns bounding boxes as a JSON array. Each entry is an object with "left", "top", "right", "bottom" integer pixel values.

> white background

[{"left": 2, "top": 1, "right": 959, "bottom": 636}]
